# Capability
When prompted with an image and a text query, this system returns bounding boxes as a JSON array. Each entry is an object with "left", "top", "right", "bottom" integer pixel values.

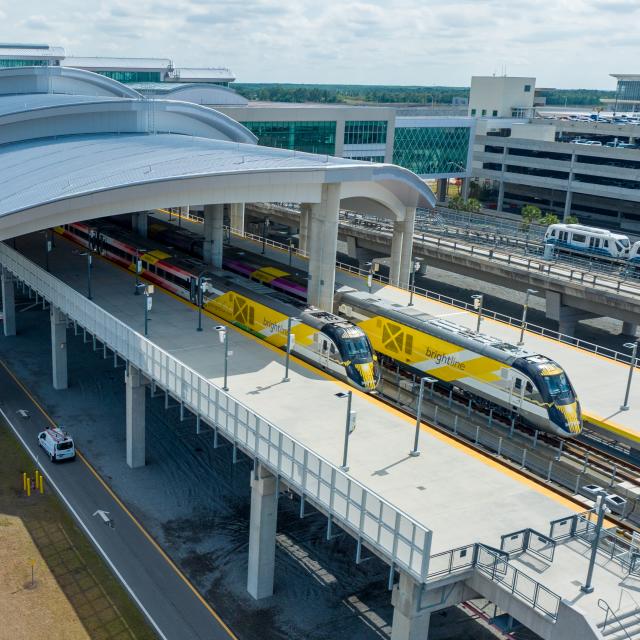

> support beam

[
  {"left": 125, "top": 363, "right": 147, "bottom": 469},
  {"left": 1, "top": 266, "right": 16, "bottom": 336},
  {"left": 391, "top": 572, "right": 431, "bottom": 640},
  {"left": 390, "top": 220, "right": 404, "bottom": 286},
  {"left": 461, "top": 177, "right": 470, "bottom": 200},
  {"left": 563, "top": 188, "right": 573, "bottom": 223},
  {"left": 436, "top": 178, "right": 447, "bottom": 203},
  {"left": 622, "top": 321, "right": 638, "bottom": 337},
  {"left": 229, "top": 203, "right": 245, "bottom": 236},
  {"left": 50, "top": 305, "right": 68, "bottom": 390},
  {"left": 299, "top": 203, "right": 311, "bottom": 254},
  {"left": 203, "top": 203, "right": 224, "bottom": 268},
  {"left": 497, "top": 180, "right": 505, "bottom": 212},
  {"left": 545, "top": 290, "right": 598, "bottom": 337},
  {"left": 247, "top": 463, "right": 278, "bottom": 599},
  {"left": 307, "top": 184, "right": 340, "bottom": 311},
  {"left": 398, "top": 207, "right": 416, "bottom": 288},
  {"left": 131, "top": 212, "right": 148, "bottom": 238}
]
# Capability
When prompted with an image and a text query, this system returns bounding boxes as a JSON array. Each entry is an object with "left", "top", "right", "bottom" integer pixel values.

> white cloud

[{"left": 4, "top": 0, "right": 631, "bottom": 88}]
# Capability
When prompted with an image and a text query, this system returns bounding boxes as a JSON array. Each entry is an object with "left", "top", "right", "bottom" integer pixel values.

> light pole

[
  {"left": 410, "top": 376, "right": 436, "bottom": 456},
  {"left": 196, "top": 272, "right": 212, "bottom": 332},
  {"left": 282, "top": 316, "right": 295, "bottom": 382},
  {"left": 44, "top": 230, "right": 52, "bottom": 272},
  {"left": 620, "top": 341, "right": 638, "bottom": 411},
  {"left": 471, "top": 294, "right": 484, "bottom": 333},
  {"left": 134, "top": 248, "right": 146, "bottom": 294},
  {"left": 408, "top": 259, "right": 422, "bottom": 306},
  {"left": 340, "top": 390, "right": 357, "bottom": 471},
  {"left": 74, "top": 250, "right": 93, "bottom": 300},
  {"left": 136, "top": 283, "right": 153, "bottom": 336},
  {"left": 366, "top": 262, "right": 379, "bottom": 293},
  {"left": 215, "top": 326, "right": 230, "bottom": 391},
  {"left": 261, "top": 217, "right": 270, "bottom": 255},
  {"left": 518, "top": 288, "right": 538, "bottom": 346}
]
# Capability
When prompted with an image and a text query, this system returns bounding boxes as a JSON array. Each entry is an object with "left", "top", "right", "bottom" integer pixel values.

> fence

[{"left": 0, "top": 242, "right": 433, "bottom": 584}]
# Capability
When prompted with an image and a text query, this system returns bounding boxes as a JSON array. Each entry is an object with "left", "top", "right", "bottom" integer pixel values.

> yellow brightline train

[{"left": 336, "top": 288, "right": 582, "bottom": 437}]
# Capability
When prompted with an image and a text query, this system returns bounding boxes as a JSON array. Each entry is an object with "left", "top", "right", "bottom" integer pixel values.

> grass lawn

[{"left": 0, "top": 422, "right": 157, "bottom": 640}]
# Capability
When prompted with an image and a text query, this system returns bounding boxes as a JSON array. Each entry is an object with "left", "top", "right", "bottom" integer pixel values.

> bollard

[
  {"left": 433, "top": 406, "right": 439, "bottom": 426},
  {"left": 533, "top": 430, "right": 538, "bottom": 448},
  {"left": 521, "top": 449, "right": 527, "bottom": 469},
  {"left": 497, "top": 437, "right": 503, "bottom": 457},
  {"left": 488, "top": 408, "right": 493, "bottom": 428},
  {"left": 39, "top": 475, "right": 44, "bottom": 494},
  {"left": 34, "top": 469, "right": 39, "bottom": 486},
  {"left": 22, "top": 472, "right": 27, "bottom": 492},
  {"left": 453, "top": 415, "right": 459, "bottom": 435},
  {"left": 26, "top": 477, "right": 31, "bottom": 497},
  {"left": 546, "top": 459, "right": 553, "bottom": 482},
  {"left": 475, "top": 425, "right": 480, "bottom": 444}
]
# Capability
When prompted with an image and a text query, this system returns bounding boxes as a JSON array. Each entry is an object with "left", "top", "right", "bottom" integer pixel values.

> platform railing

[{"left": 0, "top": 241, "right": 433, "bottom": 584}]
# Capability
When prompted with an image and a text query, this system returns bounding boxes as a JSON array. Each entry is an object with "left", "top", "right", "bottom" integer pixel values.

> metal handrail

[
  {"left": 598, "top": 598, "right": 633, "bottom": 639},
  {"left": 0, "top": 241, "right": 433, "bottom": 584}
]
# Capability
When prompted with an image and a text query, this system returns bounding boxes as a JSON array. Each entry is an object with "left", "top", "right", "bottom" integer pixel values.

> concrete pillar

[
  {"left": 461, "top": 177, "right": 470, "bottom": 200},
  {"left": 229, "top": 203, "right": 245, "bottom": 235},
  {"left": 398, "top": 207, "right": 416, "bottom": 288},
  {"left": 299, "top": 203, "right": 311, "bottom": 254},
  {"left": 131, "top": 212, "right": 148, "bottom": 238},
  {"left": 247, "top": 463, "right": 278, "bottom": 600},
  {"left": 390, "top": 220, "right": 404, "bottom": 286},
  {"left": 562, "top": 188, "right": 573, "bottom": 223},
  {"left": 622, "top": 321, "right": 638, "bottom": 337},
  {"left": 1, "top": 267, "right": 16, "bottom": 337},
  {"left": 203, "top": 204, "right": 224, "bottom": 268},
  {"left": 307, "top": 184, "right": 341, "bottom": 311},
  {"left": 436, "top": 178, "right": 447, "bottom": 202},
  {"left": 125, "top": 363, "right": 147, "bottom": 469},
  {"left": 545, "top": 290, "right": 597, "bottom": 337},
  {"left": 50, "top": 306, "right": 68, "bottom": 390},
  {"left": 345, "top": 235, "right": 358, "bottom": 260},
  {"left": 391, "top": 572, "right": 430, "bottom": 640},
  {"left": 497, "top": 180, "right": 505, "bottom": 212}
]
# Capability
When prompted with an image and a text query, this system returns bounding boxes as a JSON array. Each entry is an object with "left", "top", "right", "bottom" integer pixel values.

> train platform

[
  {"left": 173, "top": 215, "right": 640, "bottom": 449},
  {"left": 13, "top": 230, "right": 581, "bottom": 557}
]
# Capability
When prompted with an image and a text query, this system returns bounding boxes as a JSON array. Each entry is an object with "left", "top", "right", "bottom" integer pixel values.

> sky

[{"left": 3, "top": 0, "right": 637, "bottom": 88}]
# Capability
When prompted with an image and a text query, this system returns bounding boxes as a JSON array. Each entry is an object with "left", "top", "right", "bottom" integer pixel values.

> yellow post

[
  {"left": 35, "top": 469, "right": 39, "bottom": 486},
  {"left": 22, "top": 472, "right": 27, "bottom": 492},
  {"left": 39, "top": 475, "right": 44, "bottom": 494},
  {"left": 26, "top": 477, "right": 31, "bottom": 497}
]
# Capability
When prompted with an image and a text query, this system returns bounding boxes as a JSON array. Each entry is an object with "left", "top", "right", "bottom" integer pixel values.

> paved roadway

[
  {"left": 13, "top": 231, "right": 582, "bottom": 556},
  {"left": 0, "top": 358, "right": 236, "bottom": 640}
]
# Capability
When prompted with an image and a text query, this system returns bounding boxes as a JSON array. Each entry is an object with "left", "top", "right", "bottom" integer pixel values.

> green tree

[
  {"left": 566, "top": 214, "right": 579, "bottom": 224},
  {"left": 521, "top": 204, "right": 542, "bottom": 230},
  {"left": 540, "top": 213, "right": 560, "bottom": 226}
]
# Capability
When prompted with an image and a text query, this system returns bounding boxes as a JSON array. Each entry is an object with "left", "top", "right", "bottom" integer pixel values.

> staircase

[{"left": 598, "top": 598, "right": 640, "bottom": 640}]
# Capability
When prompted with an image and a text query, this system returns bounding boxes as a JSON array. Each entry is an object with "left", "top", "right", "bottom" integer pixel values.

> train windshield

[
  {"left": 341, "top": 336, "right": 372, "bottom": 362},
  {"left": 543, "top": 372, "right": 574, "bottom": 400}
]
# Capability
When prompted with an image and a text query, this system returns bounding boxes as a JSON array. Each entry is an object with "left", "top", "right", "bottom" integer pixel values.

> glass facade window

[
  {"left": 616, "top": 80, "right": 640, "bottom": 109},
  {"left": 392, "top": 126, "right": 470, "bottom": 176},
  {"left": 0, "top": 59, "right": 49, "bottom": 67},
  {"left": 240, "top": 121, "right": 336, "bottom": 155},
  {"left": 343, "top": 120, "right": 388, "bottom": 145},
  {"left": 98, "top": 70, "right": 162, "bottom": 83},
  {"left": 345, "top": 155, "right": 385, "bottom": 163},
  {"left": 524, "top": 84, "right": 532, "bottom": 92},
  {"left": 471, "top": 109, "right": 477, "bottom": 116}
]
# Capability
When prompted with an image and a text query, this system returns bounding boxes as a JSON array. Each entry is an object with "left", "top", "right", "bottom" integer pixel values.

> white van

[{"left": 37, "top": 428, "right": 76, "bottom": 462}]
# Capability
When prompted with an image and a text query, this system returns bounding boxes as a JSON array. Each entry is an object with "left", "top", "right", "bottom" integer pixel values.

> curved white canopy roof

[{"left": 0, "top": 67, "right": 435, "bottom": 240}]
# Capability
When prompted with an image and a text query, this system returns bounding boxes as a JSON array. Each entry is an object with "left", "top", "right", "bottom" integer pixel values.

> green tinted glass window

[
  {"left": 0, "top": 59, "right": 49, "bottom": 67},
  {"left": 344, "top": 120, "right": 388, "bottom": 145},
  {"left": 241, "top": 121, "right": 336, "bottom": 155},
  {"left": 392, "top": 126, "right": 470, "bottom": 176},
  {"left": 98, "top": 70, "right": 162, "bottom": 83}
]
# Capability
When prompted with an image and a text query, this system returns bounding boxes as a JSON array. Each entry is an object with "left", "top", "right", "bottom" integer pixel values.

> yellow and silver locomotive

[{"left": 337, "top": 288, "right": 581, "bottom": 437}]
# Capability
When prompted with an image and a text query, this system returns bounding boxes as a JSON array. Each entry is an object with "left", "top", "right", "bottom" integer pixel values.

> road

[{"left": 0, "top": 358, "right": 237, "bottom": 640}]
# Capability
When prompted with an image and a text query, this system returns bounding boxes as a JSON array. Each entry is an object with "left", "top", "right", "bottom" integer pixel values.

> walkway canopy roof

[{"left": 0, "top": 67, "right": 435, "bottom": 240}]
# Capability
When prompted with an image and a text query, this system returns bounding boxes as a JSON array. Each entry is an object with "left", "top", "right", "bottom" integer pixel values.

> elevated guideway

[{"left": 1, "top": 232, "right": 626, "bottom": 639}]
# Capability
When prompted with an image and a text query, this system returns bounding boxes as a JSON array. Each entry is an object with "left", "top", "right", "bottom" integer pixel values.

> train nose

[
  {"left": 354, "top": 362, "right": 377, "bottom": 391},
  {"left": 555, "top": 402, "right": 582, "bottom": 434}
]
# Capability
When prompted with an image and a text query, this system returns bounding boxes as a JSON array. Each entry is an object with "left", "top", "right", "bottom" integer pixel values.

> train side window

[
  {"left": 514, "top": 378, "right": 522, "bottom": 390},
  {"left": 322, "top": 340, "right": 328, "bottom": 352},
  {"left": 404, "top": 334, "right": 413, "bottom": 355},
  {"left": 330, "top": 344, "right": 336, "bottom": 355},
  {"left": 572, "top": 233, "right": 586, "bottom": 243},
  {"left": 525, "top": 381, "right": 533, "bottom": 394}
]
